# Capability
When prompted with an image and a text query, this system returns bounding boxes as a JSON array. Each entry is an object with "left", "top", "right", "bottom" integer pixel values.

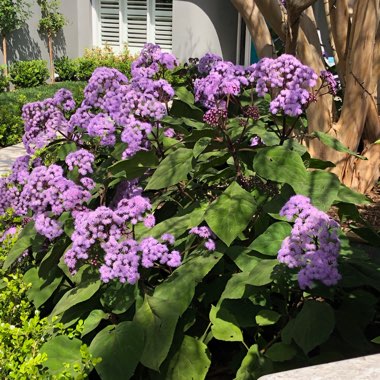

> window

[{"left": 92, "top": 0, "right": 173, "bottom": 54}]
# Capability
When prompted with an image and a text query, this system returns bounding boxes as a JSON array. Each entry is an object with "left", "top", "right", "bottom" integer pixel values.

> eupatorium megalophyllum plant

[{"left": 0, "top": 43, "right": 379, "bottom": 379}]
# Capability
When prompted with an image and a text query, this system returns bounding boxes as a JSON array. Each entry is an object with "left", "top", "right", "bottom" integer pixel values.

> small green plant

[
  {"left": 10, "top": 60, "right": 49, "bottom": 88},
  {"left": 55, "top": 56, "right": 78, "bottom": 81},
  {"left": 0, "top": 65, "right": 9, "bottom": 92}
]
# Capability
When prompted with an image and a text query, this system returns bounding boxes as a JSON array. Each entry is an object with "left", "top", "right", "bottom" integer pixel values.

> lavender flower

[
  {"left": 198, "top": 52, "right": 222, "bottom": 75},
  {"left": 320, "top": 70, "right": 338, "bottom": 95},
  {"left": 35, "top": 213, "right": 63, "bottom": 240},
  {"left": 278, "top": 195, "right": 341, "bottom": 289},
  {"left": 66, "top": 149, "right": 95, "bottom": 176},
  {"left": 189, "top": 226, "right": 217, "bottom": 251}
]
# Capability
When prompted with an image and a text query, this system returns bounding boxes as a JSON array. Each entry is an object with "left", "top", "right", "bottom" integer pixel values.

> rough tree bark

[
  {"left": 48, "top": 33, "right": 55, "bottom": 83},
  {"left": 232, "top": 0, "right": 380, "bottom": 193}
]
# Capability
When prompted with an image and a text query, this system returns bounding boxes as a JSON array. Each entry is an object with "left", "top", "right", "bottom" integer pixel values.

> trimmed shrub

[
  {"left": 0, "top": 67, "right": 9, "bottom": 92},
  {"left": 10, "top": 60, "right": 49, "bottom": 88},
  {"left": 55, "top": 56, "right": 78, "bottom": 81}
]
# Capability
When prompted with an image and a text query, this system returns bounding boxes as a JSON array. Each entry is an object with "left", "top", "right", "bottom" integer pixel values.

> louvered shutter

[
  {"left": 126, "top": 0, "right": 148, "bottom": 53},
  {"left": 154, "top": 0, "right": 173, "bottom": 51},
  {"left": 99, "top": 0, "right": 121, "bottom": 47}
]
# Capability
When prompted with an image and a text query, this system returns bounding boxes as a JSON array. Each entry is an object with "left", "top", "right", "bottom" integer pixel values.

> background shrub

[
  {"left": 0, "top": 67, "right": 9, "bottom": 92},
  {"left": 10, "top": 60, "right": 49, "bottom": 88},
  {"left": 54, "top": 56, "right": 78, "bottom": 81}
]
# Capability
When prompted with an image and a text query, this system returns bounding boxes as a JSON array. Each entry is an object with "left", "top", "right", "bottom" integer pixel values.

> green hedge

[
  {"left": 10, "top": 60, "right": 49, "bottom": 89},
  {"left": 0, "top": 81, "right": 86, "bottom": 148}
]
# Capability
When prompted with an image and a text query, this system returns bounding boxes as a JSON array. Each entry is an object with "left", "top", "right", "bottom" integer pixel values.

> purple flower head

[
  {"left": 35, "top": 213, "right": 63, "bottom": 240},
  {"left": 250, "top": 136, "right": 262, "bottom": 147},
  {"left": 320, "top": 70, "right": 338, "bottom": 95},
  {"left": 87, "top": 113, "right": 116, "bottom": 146},
  {"left": 53, "top": 88, "right": 76, "bottom": 111},
  {"left": 66, "top": 149, "right": 95, "bottom": 176},
  {"left": 198, "top": 53, "right": 222, "bottom": 75},
  {"left": 203, "top": 108, "right": 228, "bottom": 127},
  {"left": 278, "top": 195, "right": 341, "bottom": 289}
]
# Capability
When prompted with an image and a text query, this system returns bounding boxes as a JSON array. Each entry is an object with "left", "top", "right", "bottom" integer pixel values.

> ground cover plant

[{"left": 0, "top": 44, "right": 380, "bottom": 379}]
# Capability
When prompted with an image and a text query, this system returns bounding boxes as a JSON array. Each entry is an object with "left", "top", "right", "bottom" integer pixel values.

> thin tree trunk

[
  {"left": 48, "top": 34, "right": 55, "bottom": 83},
  {"left": 231, "top": 0, "right": 275, "bottom": 58},
  {"left": 2, "top": 35, "right": 7, "bottom": 76}
]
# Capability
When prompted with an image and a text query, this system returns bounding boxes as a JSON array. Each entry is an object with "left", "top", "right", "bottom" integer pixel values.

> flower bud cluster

[
  {"left": 203, "top": 108, "right": 228, "bottom": 127},
  {"left": 278, "top": 195, "right": 341, "bottom": 289},
  {"left": 65, "top": 149, "right": 95, "bottom": 176},
  {"left": 320, "top": 70, "right": 338, "bottom": 95}
]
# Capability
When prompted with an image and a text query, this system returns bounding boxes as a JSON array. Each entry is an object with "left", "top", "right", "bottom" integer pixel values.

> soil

[{"left": 358, "top": 183, "right": 380, "bottom": 232}]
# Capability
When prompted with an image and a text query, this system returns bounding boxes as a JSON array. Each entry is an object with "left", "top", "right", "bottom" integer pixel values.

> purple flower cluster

[
  {"left": 65, "top": 149, "right": 95, "bottom": 175},
  {"left": 278, "top": 195, "right": 341, "bottom": 289},
  {"left": 65, "top": 201, "right": 180, "bottom": 284},
  {"left": 22, "top": 90, "right": 75, "bottom": 154},
  {"left": 249, "top": 54, "right": 318, "bottom": 116},
  {"left": 194, "top": 59, "right": 249, "bottom": 109},
  {"left": 131, "top": 43, "right": 178, "bottom": 79},
  {"left": 320, "top": 70, "right": 338, "bottom": 95},
  {"left": 189, "top": 226, "right": 216, "bottom": 251},
  {"left": 35, "top": 213, "right": 63, "bottom": 240},
  {"left": 198, "top": 53, "right": 222, "bottom": 75},
  {"left": 250, "top": 136, "right": 263, "bottom": 147}
]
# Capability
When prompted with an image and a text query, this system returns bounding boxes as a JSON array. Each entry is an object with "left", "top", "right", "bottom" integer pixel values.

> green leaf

[
  {"left": 109, "top": 150, "right": 159, "bottom": 178},
  {"left": 205, "top": 182, "right": 257, "bottom": 246},
  {"left": 247, "top": 259, "right": 278, "bottom": 286},
  {"left": 371, "top": 336, "right": 380, "bottom": 344},
  {"left": 24, "top": 267, "right": 62, "bottom": 309},
  {"left": 134, "top": 252, "right": 223, "bottom": 370},
  {"left": 166, "top": 336, "right": 211, "bottom": 380},
  {"left": 235, "top": 344, "right": 271, "bottom": 380},
  {"left": 312, "top": 131, "right": 367, "bottom": 159},
  {"left": 40, "top": 336, "right": 82, "bottom": 375},
  {"left": 3, "top": 221, "right": 36, "bottom": 270},
  {"left": 57, "top": 142, "right": 77, "bottom": 160},
  {"left": 193, "top": 137, "right": 211, "bottom": 158},
  {"left": 335, "top": 184, "right": 371, "bottom": 205},
  {"left": 210, "top": 305, "right": 243, "bottom": 342},
  {"left": 249, "top": 222, "right": 291, "bottom": 256},
  {"left": 253, "top": 146, "right": 307, "bottom": 190},
  {"left": 146, "top": 148, "right": 194, "bottom": 190},
  {"left": 100, "top": 282, "right": 136, "bottom": 314},
  {"left": 82, "top": 309, "right": 108, "bottom": 337},
  {"left": 265, "top": 343, "right": 297, "bottom": 362},
  {"left": 255, "top": 310, "right": 281, "bottom": 326},
  {"left": 52, "top": 279, "right": 101, "bottom": 316},
  {"left": 292, "top": 301, "right": 335, "bottom": 354},
  {"left": 90, "top": 321, "right": 144, "bottom": 380},
  {"left": 293, "top": 170, "right": 341, "bottom": 211}
]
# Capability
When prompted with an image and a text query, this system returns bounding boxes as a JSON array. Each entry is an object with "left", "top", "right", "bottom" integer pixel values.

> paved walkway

[{"left": 0, "top": 143, "right": 26, "bottom": 176}]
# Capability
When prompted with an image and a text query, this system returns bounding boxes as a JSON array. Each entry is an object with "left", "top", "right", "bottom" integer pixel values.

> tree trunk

[
  {"left": 48, "top": 34, "right": 55, "bottom": 83},
  {"left": 2, "top": 34, "right": 7, "bottom": 76},
  {"left": 232, "top": 0, "right": 380, "bottom": 193},
  {"left": 231, "top": 0, "right": 275, "bottom": 58}
]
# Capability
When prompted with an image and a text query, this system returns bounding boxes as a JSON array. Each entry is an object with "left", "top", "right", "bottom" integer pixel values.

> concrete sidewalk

[{"left": 0, "top": 143, "right": 26, "bottom": 176}]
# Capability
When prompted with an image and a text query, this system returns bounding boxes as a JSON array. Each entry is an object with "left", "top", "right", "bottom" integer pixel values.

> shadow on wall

[
  {"left": 39, "top": 29, "right": 67, "bottom": 60},
  {"left": 7, "top": 25, "right": 42, "bottom": 62}
]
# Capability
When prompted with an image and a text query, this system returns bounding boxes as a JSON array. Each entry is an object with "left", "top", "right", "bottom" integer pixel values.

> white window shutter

[
  {"left": 99, "top": 0, "right": 121, "bottom": 47},
  {"left": 125, "top": 0, "right": 148, "bottom": 54},
  {"left": 154, "top": 0, "right": 173, "bottom": 51}
]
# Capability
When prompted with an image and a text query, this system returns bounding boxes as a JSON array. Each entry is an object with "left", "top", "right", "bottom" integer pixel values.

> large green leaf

[
  {"left": 24, "top": 267, "right": 62, "bottom": 309},
  {"left": 166, "top": 336, "right": 211, "bottom": 380},
  {"left": 146, "top": 148, "right": 194, "bottom": 190},
  {"left": 265, "top": 343, "right": 297, "bottom": 362},
  {"left": 255, "top": 310, "right": 281, "bottom": 326},
  {"left": 90, "top": 321, "right": 144, "bottom": 380},
  {"left": 3, "top": 221, "right": 37, "bottom": 270},
  {"left": 252, "top": 146, "right": 307, "bottom": 190},
  {"left": 312, "top": 131, "right": 366, "bottom": 159},
  {"left": 100, "top": 282, "right": 136, "bottom": 314},
  {"left": 205, "top": 182, "right": 257, "bottom": 246},
  {"left": 82, "top": 309, "right": 108, "bottom": 337},
  {"left": 40, "top": 336, "right": 82, "bottom": 375},
  {"left": 249, "top": 222, "right": 291, "bottom": 256},
  {"left": 109, "top": 150, "right": 159, "bottom": 178},
  {"left": 235, "top": 344, "right": 272, "bottom": 380},
  {"left": 134, "top": 252, "right": 223, "bottom": 371},
  {"left": 51, "top": 278, "right": 101, "bottom": 316},
  {"left": 293, "top": 170, "right": 341, "bottom": 211},
  {"left": 335, "top": 184, "right": 371, "bottom": 205},
  {"left": 210, "top": 305, "right": 243, "bottom": 342},
  {"left": 292, "top": 301, "right": 335, "bottom": 354},
  {"left": 247, "top": 259, "right": 278, "bottom": 286}
]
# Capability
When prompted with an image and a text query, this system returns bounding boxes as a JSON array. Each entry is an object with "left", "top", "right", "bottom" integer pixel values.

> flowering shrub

[{"left": 1, "top": 44, "right": 379, "bottom": 378}]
